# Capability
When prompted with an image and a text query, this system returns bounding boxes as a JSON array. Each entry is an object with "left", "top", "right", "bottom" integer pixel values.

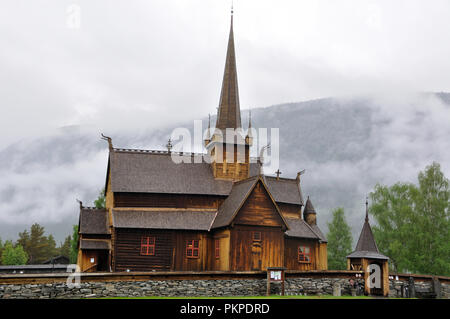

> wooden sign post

[{"left": 267, "top": 267, "right": 286, "bottom": 296}]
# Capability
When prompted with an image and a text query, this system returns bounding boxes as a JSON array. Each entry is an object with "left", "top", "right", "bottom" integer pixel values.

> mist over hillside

[{"left": 0, "top": 92, "right": 449, "bottom": 244}]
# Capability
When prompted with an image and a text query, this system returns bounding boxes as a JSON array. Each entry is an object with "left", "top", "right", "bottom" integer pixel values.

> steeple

[
  {"left": 355, "top": 197, "right": 380, "bottom": 253},
  {"left": 207, "top": 8, "right": 250, "bottom": 182},
  {"left": 216, "top": 8, "right": 241, "bottom": 131}
]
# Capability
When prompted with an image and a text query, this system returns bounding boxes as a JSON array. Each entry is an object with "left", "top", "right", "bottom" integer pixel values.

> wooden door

[{"left": 251, "top": 242, "right": 262, "bottom": 270}]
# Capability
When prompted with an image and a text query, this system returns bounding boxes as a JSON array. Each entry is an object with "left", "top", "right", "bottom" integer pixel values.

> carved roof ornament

[
  {"left": 101, "top": 133, "right": 113, "bottom": 151},
  {"left": 258, "top": 144, "right": 270, "bottom": 176},
  {"left": 296, "top": 169, "right": 306, "bottom": 183}
]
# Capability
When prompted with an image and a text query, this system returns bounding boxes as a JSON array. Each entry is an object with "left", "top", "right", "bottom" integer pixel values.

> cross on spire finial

[
  {"left": 365, "top": 196, "right": 369, "bottom": 222},
  {"left": 275, "top": 169, "right": 282, "bottom": 180}
]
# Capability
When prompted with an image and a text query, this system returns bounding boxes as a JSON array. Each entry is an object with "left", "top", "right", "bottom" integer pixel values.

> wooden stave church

[{"left": 77, "top": 12, "right": 328, "bottom": 273}]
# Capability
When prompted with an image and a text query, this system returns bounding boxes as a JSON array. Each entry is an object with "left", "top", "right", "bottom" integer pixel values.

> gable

[{"left": 233, "top": 180, "right": 285, "bottom": 228}]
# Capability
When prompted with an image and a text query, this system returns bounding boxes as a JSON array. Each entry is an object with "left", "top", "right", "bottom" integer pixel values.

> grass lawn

[{"left": 102, "top": 294, "right": 373, "bottom": 299}]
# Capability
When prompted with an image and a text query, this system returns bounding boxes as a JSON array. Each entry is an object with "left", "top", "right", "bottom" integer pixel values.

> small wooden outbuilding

[{"left": 347, "top": 199, "right": 389, "bottom": 296}]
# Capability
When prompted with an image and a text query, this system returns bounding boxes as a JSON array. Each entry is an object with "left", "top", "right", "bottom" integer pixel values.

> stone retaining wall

[
  {"left": 0, "top": 278, "right": 364, "bottom": 299},
  {"left": 389, "top": 278, "right": 450, "bottom": 299},
  {"left": 0, "top": 275, "right": 448, "bottom": 299}
]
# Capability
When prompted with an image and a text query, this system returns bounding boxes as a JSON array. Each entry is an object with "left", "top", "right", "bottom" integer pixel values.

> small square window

[
  {"left": 186, "top": 240, "right": 200, "bottom": 259},
  {"left": 140, "top": 236, "right": 156, "bottom": 256},
  {"left": 298, "top": 246, "right": 311, "bottom": 263},
  {"left": 252, "top": 232, "right": 261, "bottom": 242}
]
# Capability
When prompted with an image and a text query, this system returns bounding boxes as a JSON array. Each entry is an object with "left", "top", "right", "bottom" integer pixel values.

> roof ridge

[
  {"left": 265, "top": 175, "right": 298, "bottom": 182},
  {"left": 111, "top": 208, "right": 217, "bottom": 212},
  {"left": 231, "top": 175, "right": 259, "bottom": 185},
  {"left": 81, "top": 206, "right": 105, "bottom": 210},
  {"left": 113, "top": 148, "right": 207, "bottom": 157}
]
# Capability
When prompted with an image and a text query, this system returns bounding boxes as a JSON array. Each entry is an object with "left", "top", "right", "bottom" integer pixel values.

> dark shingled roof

[
  {"left": 347, "top": 203, "right": 388, "bottom": 260},
  {"left": 303, "top": 196, "right": 316, "bottom": 214},
  {"left": 80, "top": 239, "right": 110, "bottom": 250},
  {"left": 284, "top": 218, "right": 321, "bottom": 239},
  {"left": 309, "top": 224, "right": 327, "bottom": 243},
  {"left": 112, "top": 210, "right": 217, "bottom": 231},
  {"left": 108, "top": 149, "right": 303, "bottom": 205},
  {"left": 211, "top": 176, "right": 289, "bottom": 230},
  {"left": 211, "top": 176, "right": 259, "bottom": 229},
  {"left": 355, "top": 220, "right": 379, "bottom": 252},
  {"left": 79, "top": 208, "right": 109, "bottom": 235},
  {"left": 346, "top": 250, "right": 389, "bottom": 260},
  {"left": 110, "top": 150, "right": 231, "bottom": 196},
  {"left": 265, "top": 176, "right": 303, "bottom": 205}
]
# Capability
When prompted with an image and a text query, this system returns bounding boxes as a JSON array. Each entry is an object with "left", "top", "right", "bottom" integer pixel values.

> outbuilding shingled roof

[
  {"left": 346, "top": 250, "right": 389, "bottom": 260},
  {"left": 112, "top": 209, "right": 217, "bottom": 231},
  {"left": 80, "top": 239, "right": 110, "bottom": 250},
  {"left": 347, "top": 202, "right": 388, "bottom": 260},
  {"left": 79, "top": 208, "right": 109, "bottom": 235},
  {"left": 108, "top": 149, "right": 303, "bottom": 205}
]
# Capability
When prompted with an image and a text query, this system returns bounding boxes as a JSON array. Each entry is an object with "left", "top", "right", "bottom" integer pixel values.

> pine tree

[
  {"left": 17, "top": 223, "right": 55, "bottom": 264},
  {"left": 59, "top": 235, "right": 72, "bottom": 260},
  {"left": 327, "top": 208, "right": 353, "bottom": 270},
  {"left": 44, "top": 234, "right": 58, "bottom": 261}
]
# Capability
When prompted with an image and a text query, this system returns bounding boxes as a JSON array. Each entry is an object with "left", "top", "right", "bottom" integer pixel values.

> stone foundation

[
  {"left": 0, "top": 278, "right": 365, "bottom": 299},
  {"left": 0, "top": 273, "right": 447, "bottom": 299}
]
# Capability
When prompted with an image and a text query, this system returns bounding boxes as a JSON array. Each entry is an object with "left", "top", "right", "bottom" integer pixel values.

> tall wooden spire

[
  {"left": 207, "top": 8, "right": 250, "bottom": 182},
  {"left": 216, "top": 9, "right": 241, "bottom": 131}
]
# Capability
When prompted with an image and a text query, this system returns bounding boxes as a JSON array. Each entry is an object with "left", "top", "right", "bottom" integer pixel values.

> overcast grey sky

[{"left": 1, "top": 0, "right": 450, "bottom": 149}]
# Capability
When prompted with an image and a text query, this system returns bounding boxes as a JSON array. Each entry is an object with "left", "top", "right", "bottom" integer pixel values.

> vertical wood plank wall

[
  {"left": 229, "top": 225, "right": 284, "bottom": 271},
  {"left": 284, "top": 238, "right": 319, "bottom": 271},
  {"left": 233, "top": 182, "right": 284, "bottom": 228},
  {"left": 114, "top": 229, "right": 173, "bottom": 271}
]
